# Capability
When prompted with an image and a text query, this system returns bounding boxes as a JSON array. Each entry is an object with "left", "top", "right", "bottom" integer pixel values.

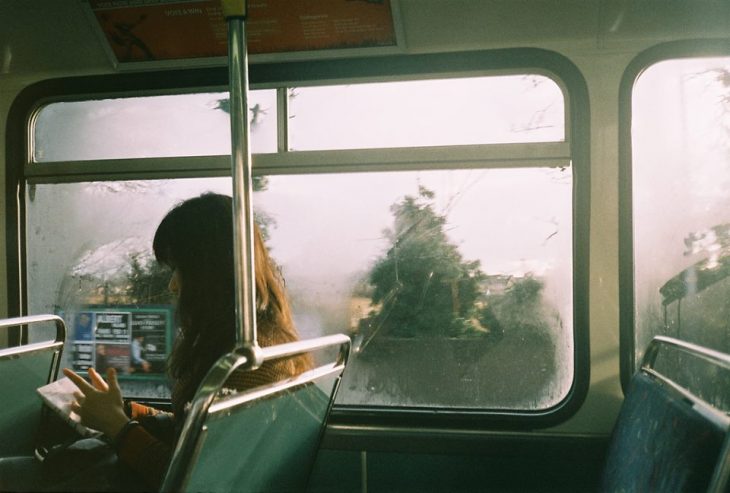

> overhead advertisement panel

[{"left": 86, "top": 0, "right": 401, "bottom": 66}]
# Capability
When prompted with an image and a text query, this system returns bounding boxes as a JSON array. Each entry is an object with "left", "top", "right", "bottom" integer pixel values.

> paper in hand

[{"left": 37, "top": 377, "right": 99, "bottom": 437}]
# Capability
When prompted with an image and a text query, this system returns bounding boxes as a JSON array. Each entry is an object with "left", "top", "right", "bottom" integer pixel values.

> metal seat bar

[
  {"left": 0, "top": 315, "right": 66, "bottom": 373},
  {"left": 640, "top": 336, "right": 730, "bottom": 430}
]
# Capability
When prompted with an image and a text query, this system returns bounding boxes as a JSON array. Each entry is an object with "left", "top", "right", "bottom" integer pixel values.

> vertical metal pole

[{"left": 223, "top": 0, "right": 261, "bottom": 366}]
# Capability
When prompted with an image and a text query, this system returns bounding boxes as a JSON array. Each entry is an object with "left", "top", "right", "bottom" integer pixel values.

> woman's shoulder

[
  {"left": 224, "top": 359, "right": 297, "bottom": 393},
  {"left": 222, "top": 323, "right": 314, "bottom": 393}
]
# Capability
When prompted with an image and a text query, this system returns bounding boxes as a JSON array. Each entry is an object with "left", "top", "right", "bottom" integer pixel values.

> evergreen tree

[
  {"left": 126, "top": 253, "right": 174, "bottom": 305},
  {"left": 487, "top": 275, "right": 550, "bottom": 341},
  {"left": 365, "top": 186, "right": 487, "bottom": 338}
]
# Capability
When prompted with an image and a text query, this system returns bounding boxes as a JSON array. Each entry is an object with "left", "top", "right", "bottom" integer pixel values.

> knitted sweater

[{"left": 115, "top": 359, "right": 300, "bottom": 490}]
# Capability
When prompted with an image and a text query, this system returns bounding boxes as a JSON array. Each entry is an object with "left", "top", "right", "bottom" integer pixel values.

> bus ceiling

[{"left": 1, "top": 1, "right": 730, "bottom": 78}]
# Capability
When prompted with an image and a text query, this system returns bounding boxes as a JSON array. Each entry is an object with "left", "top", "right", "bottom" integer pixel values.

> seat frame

[
  {"left": 0, "top": 314, "right": 66, "bottom": 456},
  {"left": 161, "top": 333, "right": 350, "bottom": 493},
  {"left": 0, "top": 314, "right": 66, "bottom": 380},
  {"left": 603, "top": 335, "right": 730, "bottom": 493}
]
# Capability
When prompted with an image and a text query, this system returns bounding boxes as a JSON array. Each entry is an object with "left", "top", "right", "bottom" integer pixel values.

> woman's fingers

[
  {"left": 106, "top": 368, "right": 122, "bottom": 398},
  {"left": 88, "top": 367, "right": 109, "bottom": 391},
  {"left": 63, "top": 368, "right": 94, "bottom": 394},
  {"left": 62, "top": 367, "right": 128, "bottom": 436}
]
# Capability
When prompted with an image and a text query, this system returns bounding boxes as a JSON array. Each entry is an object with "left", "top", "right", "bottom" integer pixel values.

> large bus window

[
  {"left": 629, "top": 56, "right": 730, "bottom": 371},
  {"left": 24, "top": 66, "right": 582, "bottom": 416},
  {"left": 258, "top": 169, "right": 573, "bottom": 410},
  {"left": 27, "top": 169, "right": 573, "bottom": 408}
]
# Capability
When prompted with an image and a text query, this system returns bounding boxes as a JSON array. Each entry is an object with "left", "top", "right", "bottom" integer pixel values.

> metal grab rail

[
  {"left": 0, "top": 315, "right": 66, "bottom": 371},
  {"left": 162, "top": 333, "right": 351, "bottom": 493},
  {"left": 640, "top": 336, "right": 730, "bottom": 430},
  {"left": 642, "top": 335, "right": 730, "bottom": 371},
  {"left": 221, "top": 0, "right": 262, "bottom": 370}
]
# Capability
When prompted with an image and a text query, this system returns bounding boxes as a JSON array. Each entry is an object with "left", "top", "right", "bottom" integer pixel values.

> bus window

[
  {"left": 33, "top": 90, "right": 277, "bottom": 162},
  {"left": 629, "top": 56, "right": 730, "bottom": 371},
  {"left": 288, "top": 75, "right": 564, "bottom": 150},
  {"left": 256, "top": 168, "right": 573, "bottom": 410},
  {"left": 24, "top": 68, "right": 582, "bottom": 417}
]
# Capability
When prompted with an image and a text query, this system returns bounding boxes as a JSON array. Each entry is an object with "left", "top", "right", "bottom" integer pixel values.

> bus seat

[
  {"left": 601, "top": 336, "right": 730, "bottom": 493},
  {"left": 0, "top": 315, "right": 66, "bottom": 457},
  {"left": 161, "top": 334, "right": 350, "bottom": 493}
]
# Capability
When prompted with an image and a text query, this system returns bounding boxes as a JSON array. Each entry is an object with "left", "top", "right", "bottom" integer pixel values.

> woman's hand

[{"left": 63, "top": 367, "right": 130, "bottom": 439}]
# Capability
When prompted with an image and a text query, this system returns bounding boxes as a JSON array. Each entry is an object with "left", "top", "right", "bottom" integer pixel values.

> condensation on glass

[
  {"left": 26, "top": 179, "right": 232, "bottom": 399},
  {"left": 32, "top": 90, "right": 277, "bottom": 162},
  {"left": 27, "top": 167, "right": 573, "bottom": 409},
  {"left": 651, "top": 342, "right": 730, "bottom": 412},
  {"left": 26, "top": 72, "right": 574, "bottom": 410},
  {"left": 258, "top": 169, "right": 573, "bottom": 409},
  {"left": 632, "top": 57, "right": 730, "bottom": 368},
  {"left": 288, "top": 75, "right": 565, "bottom": 150}
]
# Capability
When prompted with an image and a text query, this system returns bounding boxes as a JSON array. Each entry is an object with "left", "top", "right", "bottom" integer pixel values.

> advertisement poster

[
  {"left": 73, "top": 312, "right": 94, "bottom": 341},
  {"left": 68, "top": 306, "right": 173, "bottom": 379},
  {"left": 86, "top": 0, "right": 398, "bottom": 63},
  {"left": 73, "top": 342, "right": 94, "bottom": 371},
  {"left": 95, "top": 312, "right": 131, "bottom": 342},
  {"left": 130, "top": 311, "right": 168, "bottom": 373},
  {"left": 95, "top": 343, "right": 131, "bottom": 373}
]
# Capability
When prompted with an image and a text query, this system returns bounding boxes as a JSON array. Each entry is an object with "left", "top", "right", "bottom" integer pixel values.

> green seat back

[
  {"left": 162, "top": 335, "right": 350, "bottom": 493},
  {"left": 0, "top": 316, "right": 65, "bottom": 456},
  {"left": 187, "top": 374, "right": 338, "bottom": 492}
]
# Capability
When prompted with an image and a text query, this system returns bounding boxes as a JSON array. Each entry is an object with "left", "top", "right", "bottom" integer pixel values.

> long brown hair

[{"left": 153, "top": 193, "right": 311, "bottom": 415}]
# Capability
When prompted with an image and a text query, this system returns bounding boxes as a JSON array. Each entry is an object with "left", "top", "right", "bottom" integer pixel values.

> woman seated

[{"left": 1, "top": 193, "right": 311, "bottom": 492}]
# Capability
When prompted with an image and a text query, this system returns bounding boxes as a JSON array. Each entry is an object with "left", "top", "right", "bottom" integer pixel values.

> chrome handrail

[
  {"left": 0, "top": 314, "right": 66, "bottom": 383},
  {"left": 642, "top": 335, "right": 730, "bottom": 371},
  {"left": 640, "top": 335, "right": 730, "bottom": 430},
  {"left": 161, "top": 333, "right": 351, "bottom": 493},
  {"left": 260, "top": 333, "right": 351, "bottom": 366},
  {"left": 208, "top": 355, "right": 346, "bottom": 415}
]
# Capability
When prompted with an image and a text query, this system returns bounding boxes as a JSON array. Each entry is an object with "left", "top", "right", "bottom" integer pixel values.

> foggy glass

[
  {"left": 651, "top": 342, "right": 730, "bottom": 412},
  {"left": 27, "top": 166, "right": 573, "bottom": 409},
  {"left": 32, "top": 90, "right": 277, "bottom": 162},
  {"left": 26, "top": 178, "right": 232, "bottom": 398},
  {"left": 633, "top": 57, "right": 730, "bottom": 368},
  {"left": 26, "top": 73, "right": 573, "bottom": 409},
  {"left": 288, "top": 75, "right": 565, "bottom": 151},
  {"left": 257, "top": 168, "right": 573, "bottom": 409}
]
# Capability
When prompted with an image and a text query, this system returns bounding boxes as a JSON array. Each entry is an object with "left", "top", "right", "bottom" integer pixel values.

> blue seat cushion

[{"left": 601, "top": 371, "right": 725, "bottom": 492}]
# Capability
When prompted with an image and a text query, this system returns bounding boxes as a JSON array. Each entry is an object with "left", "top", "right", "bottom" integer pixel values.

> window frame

[
  {"left": 618, "top": 40, "right": 730, "bottom": 393},
  {"left": 6, "top": 48, "right": 590, "bottom": 429}
]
